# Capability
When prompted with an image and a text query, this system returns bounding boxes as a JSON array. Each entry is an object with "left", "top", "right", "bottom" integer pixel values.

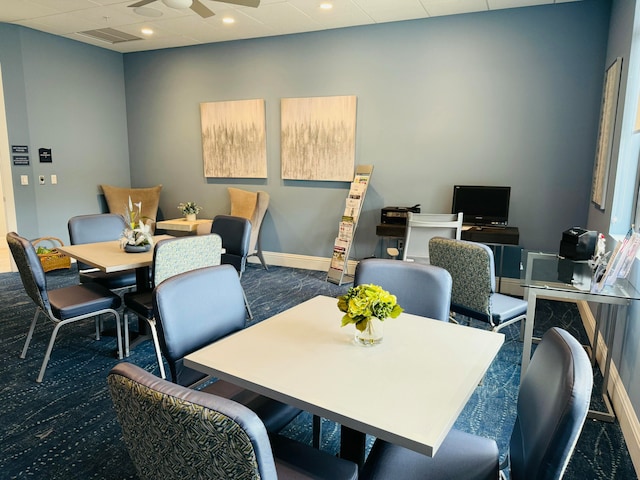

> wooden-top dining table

[
  {"left": 56, "top": 234, "right": 174, "bottom": 291},
  {"left": 185, "top": 295, "right": 504, "bottom": 465}
]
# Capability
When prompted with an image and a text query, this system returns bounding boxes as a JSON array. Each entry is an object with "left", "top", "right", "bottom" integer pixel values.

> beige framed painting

[
  {"left": 281, "top": 95, "right": 357, "bottom": 181},
  {"left": 200, "top": 99, "right": 267, "bottom": 178},
  {"left": 591, "top": 57, "right": 622, "bottom": 210}
]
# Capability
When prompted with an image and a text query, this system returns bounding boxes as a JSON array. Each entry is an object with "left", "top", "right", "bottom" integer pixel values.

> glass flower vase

[{"left": 355, "top": 317, "right": 383, "bottom": 346}]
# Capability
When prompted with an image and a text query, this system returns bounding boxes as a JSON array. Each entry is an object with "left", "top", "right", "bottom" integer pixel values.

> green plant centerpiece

[
  {"left": 178, "top": 201, "right": 202, "bottom": 217},
  {"left": 120, "top": 196, "right": 153, "bottom": 252},
  {"left": 337, "top": 284, "right": 403, "bottom": 346}
]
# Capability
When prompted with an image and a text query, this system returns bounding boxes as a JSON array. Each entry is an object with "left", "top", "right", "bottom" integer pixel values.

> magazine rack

[{"left": 327, "top": 165, "right": 373, "bottom": 285}]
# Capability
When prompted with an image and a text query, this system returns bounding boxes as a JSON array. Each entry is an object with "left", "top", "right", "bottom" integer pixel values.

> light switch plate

[{"left": 20, "top": 175, "right": 28, "bottom": 185}]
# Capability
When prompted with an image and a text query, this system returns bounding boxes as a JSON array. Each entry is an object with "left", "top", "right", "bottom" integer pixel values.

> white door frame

[{"left": 0, "top": 63, "right": 19, "bottom": 271}]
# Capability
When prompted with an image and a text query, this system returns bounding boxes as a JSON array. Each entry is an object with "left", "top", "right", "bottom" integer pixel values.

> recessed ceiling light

[
  {"left": 222, "top": 17, "right": 235, "bottom": 24},
  {"left": 141, "top": 28, "right": 154, "bottom": 35},
  {"left": 320, "top": 3, "right": 333, "bottom": 10},
  {"left": 133, "top": 7, "right": 163, "bottom": 17}
]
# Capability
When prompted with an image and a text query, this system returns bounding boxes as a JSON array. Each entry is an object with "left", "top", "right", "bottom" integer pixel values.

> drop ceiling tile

[{"left": 420, "top": 0, "right": 488, "bottom": 17}]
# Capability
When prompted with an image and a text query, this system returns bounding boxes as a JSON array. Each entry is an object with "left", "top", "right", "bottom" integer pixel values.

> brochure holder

[{"left": 327, "top": 165, "right": 373, "bottom": 285}]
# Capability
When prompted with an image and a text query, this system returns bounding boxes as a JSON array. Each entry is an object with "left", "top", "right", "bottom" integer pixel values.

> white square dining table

[{"left": 185, "top": 295, "right": 504, "bottom": 459}]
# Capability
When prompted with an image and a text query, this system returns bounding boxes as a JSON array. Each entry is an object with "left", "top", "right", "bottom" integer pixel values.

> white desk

[{"left": 185, "top": 295, "right": 504, "bottom": 460}]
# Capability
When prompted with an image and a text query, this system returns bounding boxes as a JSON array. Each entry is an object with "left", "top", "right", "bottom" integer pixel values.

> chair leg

[
  {"left": 241, "top": 288, "right": 254, "bottom": 320},
  {"left": 21, "top": 308, "right": 41, "bottom": 359},
  {"left": 124, "top": 310, "right": 131, "bottom": 357},
  {"left": 113, "top": 310, "right": 123, "bottom": 360},
  {"left": 36, "top": 321, "right": 65, "bottom": 383},
  {"left": 95, "top": 316, "right": 101, "bottom": 340},
  {"left": 147, "top": 318, "right": 166, "bottom": 379}
]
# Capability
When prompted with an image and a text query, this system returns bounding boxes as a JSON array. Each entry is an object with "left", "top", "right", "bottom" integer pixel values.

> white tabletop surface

[
  {"left": 57, "top": 235, "right": 173, "bottom": 273},
  {"left": 185, "top": 295, "right": 504, "bottom": 457}
]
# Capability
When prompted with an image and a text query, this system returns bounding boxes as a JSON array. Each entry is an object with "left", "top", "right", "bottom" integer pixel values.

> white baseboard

[
  {"left": 577, "top": 301, "right": 640, "bottom": 476},
  {"left": 249, "top": 251, "right": 358, "bottom": 275}
]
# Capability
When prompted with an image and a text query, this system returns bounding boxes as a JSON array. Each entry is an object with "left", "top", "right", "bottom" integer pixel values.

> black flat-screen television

[{"left": 452, "top": 185, "right": 511, "bottom": 226}]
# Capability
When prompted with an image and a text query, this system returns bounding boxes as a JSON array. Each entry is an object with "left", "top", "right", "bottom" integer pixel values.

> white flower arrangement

[{"left": 120, "top": 196, "right": 153, "bottom": 248}]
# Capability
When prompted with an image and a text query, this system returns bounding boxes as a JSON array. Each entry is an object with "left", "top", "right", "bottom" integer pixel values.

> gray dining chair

[
  {"left": 68, "top": 213, "right": 137, "bottom": 292},
  {"left": 360, "top": 327, "right": 593, "bottom": 480},
  {"left": 7, "top": 231, "right": 123, "bottom": 383},
  {"left": 428, "top": 236, "right": 527, "bottom": 332},
  {"left": 152, "top": 264, "right": 301, "bottom": 433},
  {"left": 354, "top": 258, "right": 453, "bottom": 321},
  {"left": 108, "top": 362, "right": 358, "bottom": 480},
  {"left": 210, "top": 214, "right": 254, "bottom": 319}
]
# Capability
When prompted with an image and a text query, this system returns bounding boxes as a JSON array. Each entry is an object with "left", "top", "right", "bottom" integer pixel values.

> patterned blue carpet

[{"left": 0, "top": 264, "right": 636, "bottom": 479}]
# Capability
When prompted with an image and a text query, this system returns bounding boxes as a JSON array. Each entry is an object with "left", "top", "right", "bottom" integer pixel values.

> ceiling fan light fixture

[{"left": 162, "top": 0, "right": 193, "bottom": 9}]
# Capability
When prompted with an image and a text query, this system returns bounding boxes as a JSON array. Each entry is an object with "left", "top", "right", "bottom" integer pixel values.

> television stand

[{"left": 461, "top": 226, "right": 519, "bottom": 245}]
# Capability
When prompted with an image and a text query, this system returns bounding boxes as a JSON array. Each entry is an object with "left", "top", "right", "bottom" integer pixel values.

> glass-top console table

[{"left": 521, "top": 251, "right": 640, "bottom": 422}]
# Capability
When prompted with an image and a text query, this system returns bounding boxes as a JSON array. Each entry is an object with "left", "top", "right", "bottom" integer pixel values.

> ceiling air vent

[{"left": 77, "top": 28, "right": 142, "bottom": 44}]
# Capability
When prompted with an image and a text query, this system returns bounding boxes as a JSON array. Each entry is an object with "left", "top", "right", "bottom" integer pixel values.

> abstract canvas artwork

[
  {"left": 200, "top": 99, "right": 267, "bottom": 178},
  {"left": 281, "top": 95, "right": 357, "bottom": 181}
]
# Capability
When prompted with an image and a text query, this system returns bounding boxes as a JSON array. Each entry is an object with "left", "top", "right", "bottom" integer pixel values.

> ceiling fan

[{"left": 129, "top": 0, "right": 260, "bottom": 19}]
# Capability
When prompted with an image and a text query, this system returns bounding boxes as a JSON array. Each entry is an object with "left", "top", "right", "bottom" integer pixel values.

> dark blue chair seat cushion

[
  {"left": 123, "top": 291, "right": 153, "bottom": 319},
  {"left": 491, "top": 293, "right": 527, "bottom": 324},
  {"left": 269, "top": 432, "right": 358, "bottom": 479},
  {"left": 203, "top": 380, "right": 302, "bottom": 433},
  {"left": 453, "top": 292, "right": 526, "bottom": 326},
  {"left": 80, "top": 269, "right": 137, "bottom": 290},
  {"left": 360, "top": 429, "right": 499, "bottom": 480},
  {"left": 48, "top": 283, "right": 122, "bottom": 320}
]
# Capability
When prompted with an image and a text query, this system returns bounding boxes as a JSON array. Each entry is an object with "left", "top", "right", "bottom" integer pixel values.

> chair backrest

[
  {"left": 100, "top": 184, "right": 162, "bottom": 230},
  {"left": 428, "top": 236, "right": 495, "bottom": 322},
  {"left": 68, "top": 213, "right": 127, "bottom": 271},
  {"left": 354, "top": 258, "right": 452, "bottom": 321},
  {"left": 210, "top": 214, "right": 251, "bottom": 274},
  {"left": 228, "top": 187, "right": 269, "bottom": 254},
  {"left": 152, "top": 234, "right": 222, "bottom": 286},
  {"left": 402, "top": 212, "right": 463, "bottom": 263},
  {"left": 6, "top": 232, "right": 50, "bottom": 313},
  {"left": 510, "top": 327, "right": 593, "bottom": 480},
  {"left": 107, "top": 362, "right": 277, "bottom": 480},
  {"left": 153, "top": 264, "right": 247, "bottom": 386}
]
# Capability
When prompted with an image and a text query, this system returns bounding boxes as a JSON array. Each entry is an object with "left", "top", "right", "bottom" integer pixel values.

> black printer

[
  {"left": 559, "top": 227, "right": 597, "bottom": 261},
  {"left": 380, "top": 205, "right": 421, "bottom": 225}
]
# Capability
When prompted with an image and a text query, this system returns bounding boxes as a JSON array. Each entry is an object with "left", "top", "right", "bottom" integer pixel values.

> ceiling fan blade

[
  {"left": 191, "top": 0, "right": 215, "bottom": 18},
  {"left": 221, "top": 0, "right": 260, "bottom": 7},
  {"left": 129, "top": 0, "right": 157, "bottom": 7}
]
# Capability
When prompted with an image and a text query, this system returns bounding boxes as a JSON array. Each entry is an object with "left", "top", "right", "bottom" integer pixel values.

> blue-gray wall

[
  {"left": 0, "top": 24, "right": 130, "bottom": 241},
  {"left": 122, "top": 1, "right": 610, "bottom": 258}
]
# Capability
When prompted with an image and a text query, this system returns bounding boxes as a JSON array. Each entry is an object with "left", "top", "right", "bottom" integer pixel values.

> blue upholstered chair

[
  {"left": 7, "top": 231, "right": 123, "bottom": 383},
  {"left": 360, "top": 327, "right": 593, "bottom": 480},
  {"left": 68, "top": 213, "right": 137, "bottom": 291},
  {"left": 152, "top": 264, "right": 301, "bottom": 433},
  {"left": 428, "top": 236, "right": 527, "bottom": 332},
  {"left": 354, "top": 258, "right": 453, "bottom": 321},
  {"left": 210, "top": 214, "right": 254, "bottom": 319},
  {"left": 108, "top": 362, "right": 359, "bottom": 480},
  {"left": 123, "top": 234, "right": 223, "bottom": 378}
]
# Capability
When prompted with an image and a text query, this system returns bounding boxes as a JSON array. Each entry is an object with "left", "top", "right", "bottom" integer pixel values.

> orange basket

[{"left": 32, "top": 237, "right": 71, "bottom": 273}]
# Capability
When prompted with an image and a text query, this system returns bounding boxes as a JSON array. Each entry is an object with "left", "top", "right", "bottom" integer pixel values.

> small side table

[{"left": 156, "top": 218, "right": 212, "bottom": 234}]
